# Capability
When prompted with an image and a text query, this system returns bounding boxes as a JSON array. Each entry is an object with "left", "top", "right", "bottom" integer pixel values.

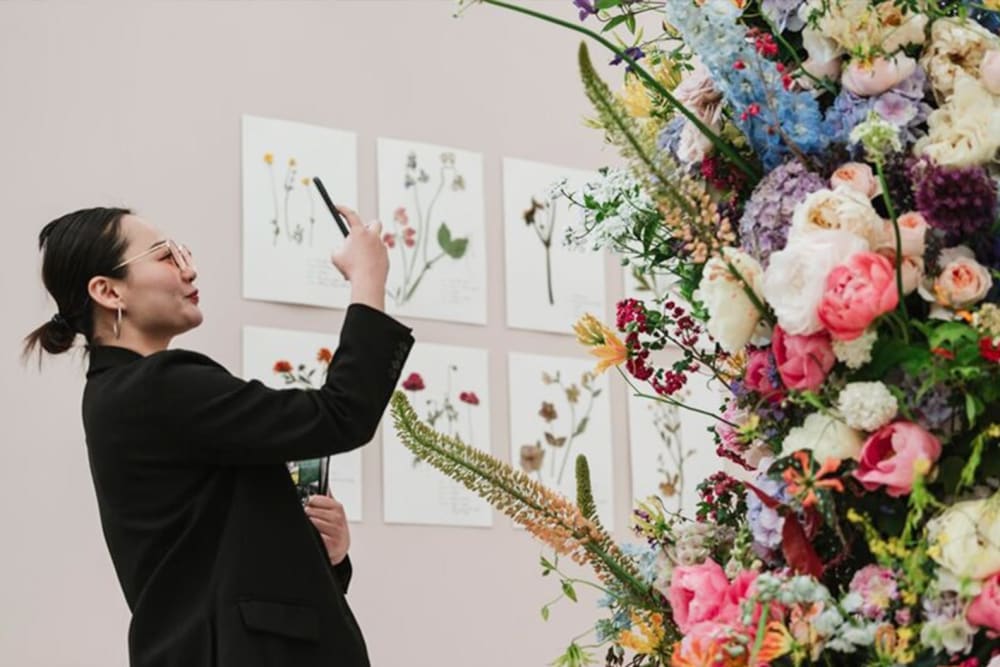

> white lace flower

[
  {"left": 832, "top": 329, "right": 878, "bottom": 369},
  {"left": 837, "top": 382, "right": 899, "bottom": 432}
]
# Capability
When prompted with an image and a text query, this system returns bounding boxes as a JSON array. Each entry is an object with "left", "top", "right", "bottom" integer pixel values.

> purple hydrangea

[
  {"left": 899, "top": 372, "right": 956, "bottom": 433},
  {"left": 738, "top": 160, "right": 826, "bottom": 266},
  {"left": 912, "top": 158, "right": 999, "bottom": 244},
  {"left": 825, "top": 67, "right": 932, "bottom": 149}
]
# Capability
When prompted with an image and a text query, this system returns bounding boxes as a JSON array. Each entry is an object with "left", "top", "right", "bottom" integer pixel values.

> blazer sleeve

[{"left": 154, "top": 304, "right": 414, "bottom": 465}]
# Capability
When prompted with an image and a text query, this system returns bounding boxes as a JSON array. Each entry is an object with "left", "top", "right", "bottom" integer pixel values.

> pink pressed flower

[
  {"left": 459, "top": 391, "right": 480, "bottom": 406},
  {"left": 402, "top": 373, "right": 425, "bottom": 391}
]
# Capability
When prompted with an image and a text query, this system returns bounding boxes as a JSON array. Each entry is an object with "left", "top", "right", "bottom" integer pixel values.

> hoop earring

[{"left": 114, "top": 306, "right": 123, "bottom": 339}]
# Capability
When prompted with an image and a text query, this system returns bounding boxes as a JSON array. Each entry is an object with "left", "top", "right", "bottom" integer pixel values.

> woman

[{"left": 24, "top": 206, "right": 414, "bottom": 667}]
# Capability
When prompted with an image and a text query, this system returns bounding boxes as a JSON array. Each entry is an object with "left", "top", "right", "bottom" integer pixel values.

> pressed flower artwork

[
  {"left": 242, "top": 115, "right": 358, "bottom": 308},
  {"left": 377, "top": 138, "right": 486, "bottom": 324},
  {"left": 242, "top": 325, "right": 363, "bottom": 520}
]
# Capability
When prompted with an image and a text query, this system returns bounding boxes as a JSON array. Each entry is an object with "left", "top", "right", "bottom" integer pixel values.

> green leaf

[
  {"left": 541, "top": 605, "right": 550, "bottom": 621},
  {"left": 966, "top": 393, "right": 985, "bottom": 426},
  {"left": 625, "top": 12, "right": 636, "bottom": 33},
  {"left": 928, "top": 321, "right": 978, "bottom": 349},
  {"left": 573, "top": 416, "right": 590, "bottom": 438},
  {"left": 437, "top": 223, "right": 469, "bottom": 259},
  {"left": 595, "top": 0, "right": 622, "bottom": 9},
  {"left": 540, "top": 555, "right": 555, "bottom": 574},
  {"left": 600, "top": 14, "right": 628, "bottom": 32},
  {"left": 561, "top": 579, "right": 578, "bottom": 602}
]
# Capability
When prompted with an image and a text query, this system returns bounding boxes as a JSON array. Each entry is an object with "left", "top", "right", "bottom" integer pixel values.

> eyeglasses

[{"left": 114, "top": 239, "right": 195, "bottom": 273}]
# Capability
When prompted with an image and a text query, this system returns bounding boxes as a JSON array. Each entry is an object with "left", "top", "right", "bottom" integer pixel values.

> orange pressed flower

[
  {"left": 782, "top": 450, "right": 843, "bottom": 508},
  {"left": 317, "top": 347, "right": 333, "bottom": 364},
  {"left": 273, "top": 360, "right": 293, "bottom": 374}
]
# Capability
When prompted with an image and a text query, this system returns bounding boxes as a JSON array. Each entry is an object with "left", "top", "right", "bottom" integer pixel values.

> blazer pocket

[{"left": 238, "top": 599, "right": 320, "bottom": 642}]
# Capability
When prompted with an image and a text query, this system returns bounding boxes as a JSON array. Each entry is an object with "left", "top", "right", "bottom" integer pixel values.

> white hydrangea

[
  {"left": 832, "top": 329, "right": 878, "bottom": 369},
  {"left": 837, "top": 382, "right": 899, "bottom": 432}
]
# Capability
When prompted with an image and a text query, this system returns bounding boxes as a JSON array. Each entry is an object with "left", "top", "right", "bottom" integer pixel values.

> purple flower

[
  {"left": 572, "top": 0, "right": 597, "bottom": 21},
  {"left": 746, "top": 464, "right": 789, "bottom": 551},
  {"left": 912, "top": 158, "right": 998, "bottom": 245},
  {"left": 738, "top": 160, "right": 826, "bottom": 266},
  {"left": 610, "top": 46, "right": 645, "bottom": 69}
]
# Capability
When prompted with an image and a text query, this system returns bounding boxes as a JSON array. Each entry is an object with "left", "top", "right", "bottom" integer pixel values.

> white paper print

[
  {"left": 384, "top": 342, "right": 493, "bottom": 527},
  {"left": 507, "top": 352, "right": 615, "bottom": 529},
  {"left": 626, "top": 369, "right": 726, "bottom": 517},
  {"left": 376, "top": 137, "right": 487, "bottom": 324},
  {"left": 242, "top": 115, "right": 358, "bottom": 308},
  {"left": 503, "top": 158, "right": 606, "bottom": 334},
  {"left": 623, "top": 262, "right": 678, "bottom": 303},
  {"left": 242, "top": 325, "right": 364, "bottom": 521}
]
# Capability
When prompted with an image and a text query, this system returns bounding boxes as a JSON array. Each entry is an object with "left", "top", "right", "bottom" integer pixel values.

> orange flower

[
  {"left": 573, "top": 313, "right": 628, "bottom": 374},
  {"left": 782, "top": 450, "right": 843, "bottom": 508},
  {"left": 754, "top": 621, "right": 794, "bottom": 662},
  {"left": 317, "top": 347, "right": 333, "bottom": 364},
  {"left": 618, "top": 613, "right": 665, "bottom": 655}
]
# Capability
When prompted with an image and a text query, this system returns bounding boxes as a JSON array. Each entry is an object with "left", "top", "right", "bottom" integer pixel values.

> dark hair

[{"left": 23, "top": 207, "right": 132, "bottom": 361}]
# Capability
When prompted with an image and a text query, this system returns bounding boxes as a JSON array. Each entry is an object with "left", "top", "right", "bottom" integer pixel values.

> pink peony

[
  {"left": 854, "top": 421, "right": 942, "bottom": 497},
  {"left": 668, "top": 560, "right": 730, "bottom": 633},
  {"left": 817, "top": 252, "right": 899, "bottom": 341},
  {"left": 968, "top": 573, "right": 1000, "bottom": 633},
  {"left": 772, "top": 326, "right": 836, "bottom": 392},
  {"left": 841, "top": 55, "right": 917, "bottom": 96}
]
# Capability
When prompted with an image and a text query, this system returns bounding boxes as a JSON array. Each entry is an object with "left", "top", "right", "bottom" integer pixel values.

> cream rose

[
  {"left": 916, "top": 77, "right": 1000, "bottom": 167},
  {"left": 927, "top": 498, "right": 1000, "bottom": 581},
  {"left": 783, "top": 412, "right": 865, "bottom": 461},
  {"left": 878, "top": 4, "right": 928, "bottom": 52},
  {"left": 694, "top": 248, "right": 764, "bottom": 353},
  {"left": 841, "top": 55, "right": 917, "bottom": 97},
  {"left": 830, "top": 162, "right": 881, "bottom": 199},
  {"left": 787, "top": 187, "right": 884, "bottom": 248},
  {"left": 921, "top": 18, "right": 1000, "bottom": 99},
  {"left": 762, "top": 229, "right": 869, "bottom": 335}
]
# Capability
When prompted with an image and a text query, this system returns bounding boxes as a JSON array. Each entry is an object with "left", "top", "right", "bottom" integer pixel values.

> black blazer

[{"left": 82, "top": 304, "right": 414, "bottom": 667}]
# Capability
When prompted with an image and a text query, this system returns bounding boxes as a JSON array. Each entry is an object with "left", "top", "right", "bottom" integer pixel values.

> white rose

[
  {"left": 694, "top": 248, "right": 764, "bottom": 353},
  {"left": 927, "top": 498, "right": 1000, "bottom": 580},
  {"left": 762, "top": 229, "right": 869, "bottom": 335},
  {"left": 916, "top": 77, "right": 1000, "bottom": 167},
  {"left": 788, "top": 187, "right": 884, "bottom": 248},
  {"left": 782, "top": 412, "right": 865, "bottom": 462},
  {"left": 878, "top": 4, "right": 928, "bottom": 52},
  {"left": 800, "top": 23, "right": 843, "bottom": 83},
  {"left": 922, "top": 18, "right": 1000, "bottom": 99}
]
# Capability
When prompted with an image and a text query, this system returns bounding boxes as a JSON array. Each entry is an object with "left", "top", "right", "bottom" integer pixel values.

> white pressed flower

[{"left": 837, "top": 382, "right": 899, "bottom": 431}]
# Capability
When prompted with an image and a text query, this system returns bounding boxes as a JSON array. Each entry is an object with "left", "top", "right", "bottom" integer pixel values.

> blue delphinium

[{"left": 663, "top": 0, "right": 833, "bottom": 169}]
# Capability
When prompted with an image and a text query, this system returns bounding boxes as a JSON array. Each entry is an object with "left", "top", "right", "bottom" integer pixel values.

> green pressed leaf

[
  {"left": 437, "top": 223, "right": 469, "bottom": 259},
  {"left": 541, "top": 605, "right": 550, "bottom": 621},
  {"left": 573, "top": 416, "right": 590, "bottom": 437}
]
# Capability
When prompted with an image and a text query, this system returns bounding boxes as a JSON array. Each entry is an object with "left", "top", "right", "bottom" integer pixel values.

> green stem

[
  {"left": 875, "top": 158, "right": 907, "bottom": 321},
  {"left": 478, "top": 0, "right": 760, "bottom": 181},
  {"left": 617, "top": 367, "right": 736, "bottom": 427}
]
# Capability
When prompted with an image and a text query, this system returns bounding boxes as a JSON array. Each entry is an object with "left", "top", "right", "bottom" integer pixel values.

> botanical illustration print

[
  {"left": 385, "top": 151, "right": 469, "bottom": 306},
  {"left": 272, "top": 347, "right": 333, "bottom": 503},
  {"left": 518, "top": 370, "right": 600, "bottom": 486},
  {"left": 400, "top": 366, "right": 480, "bottom": 467},
  {"left": 262, "top": 153, "right": 321, "bottom": 247},
  {"left": 523, "top": 195, "right": 558, "bottom": 305},
  {"left": 648, "top": 402, "right": 695, "bottom": 513}
]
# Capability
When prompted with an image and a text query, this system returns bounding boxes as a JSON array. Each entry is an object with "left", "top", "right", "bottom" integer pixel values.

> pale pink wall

[{"left": 1, "top": 2, "right": 643, "bottom": 665}]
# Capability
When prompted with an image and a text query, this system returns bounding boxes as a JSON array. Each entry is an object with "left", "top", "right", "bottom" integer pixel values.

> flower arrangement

[{"left": 393, "top": 0, "right": 1000, "bottom": 664}]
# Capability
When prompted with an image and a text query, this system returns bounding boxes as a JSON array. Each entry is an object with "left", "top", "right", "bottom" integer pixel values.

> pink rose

[
  {"left": 969, "top": 573, "right": 1000, "bottom": 633},
  {"left": 854, "top": 421, "right": 942, "bottom": 497},
  {"left": 841, "top": 55, "right": 917, "bottom": 97},
  {"left": 831, "top": 162, "right": 880, "bottom": 199},
  {"left": 818, "top": 252, "right": 899, "bottom": 341},
  {"left": 896, "top": 212, "right": 928, "bottom": 258},
  {"left": 744, "top": 349, "right": 784, "bottom": 401},
  {"left": 772, "top": 326, "right": 835, "bottom": 392},
  {"left": 981, "top": 50, "right": 1000, "bottom": 96},
  {"left": 668, "top": 560, "right": 730, "bottom": 633}
]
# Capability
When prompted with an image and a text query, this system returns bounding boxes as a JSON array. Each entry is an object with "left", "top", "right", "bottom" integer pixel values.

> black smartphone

[{"left": 312, "top": 176, "right": 351, "bottom": 238}]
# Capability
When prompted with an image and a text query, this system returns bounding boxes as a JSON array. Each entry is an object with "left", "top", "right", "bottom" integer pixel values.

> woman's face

[{"left": 116, "top": 215, "right": 203, "bottom": 338}]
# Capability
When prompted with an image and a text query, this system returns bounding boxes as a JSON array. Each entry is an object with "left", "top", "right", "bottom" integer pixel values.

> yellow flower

[
  {"left": 301, "top": 177, "right": 312, "bottom": 186},
  {"left": 620, "top": 75, "right": 652, "bottom": 118},
  {"left": 573, "top": 313, "right": 627, "bottom": 374},
  {"left": 619, "top": 613, "right": 665, "bottom": 655},
  {"left": 288, "top": 157, "right": 297, "bottom": 167},
  {"left": 263, "top": 152, "right": 274, "bottom": 165}
]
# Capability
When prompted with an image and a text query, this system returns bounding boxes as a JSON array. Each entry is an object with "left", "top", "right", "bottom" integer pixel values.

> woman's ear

[{"left": 87, "top": 276, "right": 123, "bottom": 311}]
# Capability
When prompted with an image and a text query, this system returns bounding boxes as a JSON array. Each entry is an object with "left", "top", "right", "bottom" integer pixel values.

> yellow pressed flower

[
  {"left": 263, "top": 152, "right": 274, "bottom": 165},
  {"left": 288, "top": 157, "right": 297, "bottom": 167},
  {"left": 573, "top": 313, "right": 628, "bottom": 374},
  {"left": 301, "top": 177, "right": 312, "bottom": 186}
]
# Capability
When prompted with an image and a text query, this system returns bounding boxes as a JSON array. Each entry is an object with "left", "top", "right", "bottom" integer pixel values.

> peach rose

[
  {"left": 876, "top": 249, "right": 924, "bottom": 296},
  {"left": 818, "top": 252, "right": 899, "bottom": 340},
  {"left": 841, "top": 55, "right": 917, "bottom": 97},
  {"left": 969, "top": 573, "right": 1000, "bottom": 633},
  {"left": 896, "top": 211, "right": 928, "bottom": 257},
  {"left": 854, "top": 421, "right": 942, "bottom": 497},
  {"left": 772, "top": 326, "right": 835, "bottom": 391},
  {"left": 921, "top": 246, "right": 993, "bottom": 313},
  {"left": 830, "top": 162, "right": 880, "bottom": 199}
]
